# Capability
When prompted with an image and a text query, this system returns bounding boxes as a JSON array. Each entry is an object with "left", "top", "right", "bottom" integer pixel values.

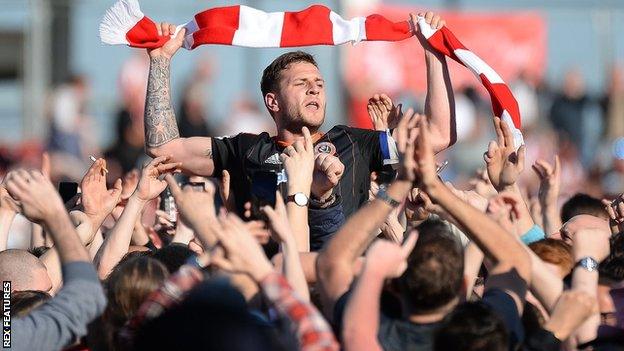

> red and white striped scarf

[{"left": 100, "top": 0, "right": 523, "bottom": 146}]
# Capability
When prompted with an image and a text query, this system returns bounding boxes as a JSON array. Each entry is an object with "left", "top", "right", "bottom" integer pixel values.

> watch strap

[
  {"left": 376, "top": 186, "right": 401, "bottom": 208},
  {"left": 575, "top": 257, "right": 599, "bottom": 272}
]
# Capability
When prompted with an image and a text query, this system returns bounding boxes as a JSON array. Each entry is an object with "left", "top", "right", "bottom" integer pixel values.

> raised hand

[
  {"left": 484, "top": 117, "right": 526, "bottom": 191},
  {"left": 533, "top": 156, "right": 561, "bottom": 208},
  {"left": 81, "top": 158, "right": 123, "bottom": 221},
  {"left": 148, "top": 22, "right": 187, "bottom": 60},
  {"left": 262, "top": 193, "right": 294, "bottom": 244},
  {"left": 544, "top": 290, "right": 598, "bottom": 341},
  {"left": 364, "top": 233, "right": 418, "bottom": 278},
  {"left": 410, "top": 12, "right": 446, "bottom": 51},
  {"left": 394, "top": 108, "right": 421, "bottom": 182},
  {"left": 281, "top": 126, "right": 315, "bottom": 196},
  {"left": 368, "top": 94, "right": 401, "bottom": 131},
  {"left": 469, "top": 168, "right": 498, "bottom": 199},
  {"left": 133, "top": 156, "right": 181, "bottom": 202},
  {"left": 603, "top": 193, "right": 624, "bottom": 234},
  {"left": 562, "top": 215, "right": 611, "bottom": 261},
  {"left": 311, "top": 153, "right": 345, "bottom": 200},
  {"left": 0, "top": 185, "right": 19, "bottom": 215},
  {"left": 164, "top": 174, "right": 217, "bottom": 229},
  {"left": 210, "top": 213, "right": 274, "bottom": 282},
  {"left": 4, "top": 170, "right": 64, "bottom": 224}
]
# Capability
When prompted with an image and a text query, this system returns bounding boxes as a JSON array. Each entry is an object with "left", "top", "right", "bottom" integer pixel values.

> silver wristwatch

[{"left": 575, "top": 257, "right": 599, "bottom": 272}]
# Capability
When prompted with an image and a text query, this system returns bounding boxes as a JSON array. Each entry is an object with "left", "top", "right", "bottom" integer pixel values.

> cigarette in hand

[{"left": 89, "top": 155, "right": 109, "bottom": 174}]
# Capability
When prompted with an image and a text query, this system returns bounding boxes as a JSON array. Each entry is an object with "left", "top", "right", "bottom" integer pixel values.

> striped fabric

[{"left": 100, "top": 0, "right": 523, "bottom": 146}]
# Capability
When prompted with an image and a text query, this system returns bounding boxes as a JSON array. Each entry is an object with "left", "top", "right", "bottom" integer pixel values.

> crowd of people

[{"left": 1, "top": 11, "right": 624, "bottom": 351}]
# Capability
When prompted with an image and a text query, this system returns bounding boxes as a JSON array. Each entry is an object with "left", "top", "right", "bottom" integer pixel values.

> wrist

[
  {"left": 311, "top": 188, "right": 333, "bottom": 202},
  {"left": 0, "top": 209, "right": 16, "bottom": 220},
  {"left": 248, "top": 260, "right": 274, "bottom": 282},
  {"left": 129, "top": 192, "right": 149, "bottom": 206},
  {"left": 287, "top": 184, "right": 311, "bottom": 197}
]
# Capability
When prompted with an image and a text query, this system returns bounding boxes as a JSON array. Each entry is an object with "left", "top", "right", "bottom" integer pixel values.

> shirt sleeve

[
  {"left": 346, "top": 127, "right": 398, "bottom": 171},
  {"left": 11, "top": 261, "right": 107, "bottom": 351},
  {"left": 260, "top": 272, "right": 339, "bottom": 351},
  {"left": 482, "top": 288, "right": 525, "bottom": 349},
  {"left": 211, "top": 134, "right": 243, "bottom": 175}
]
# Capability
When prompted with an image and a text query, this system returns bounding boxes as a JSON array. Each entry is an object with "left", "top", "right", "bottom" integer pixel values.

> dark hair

[
  {"left": 260, "top": 51, "right": 318, "bottom": 97},
  {"left": 561, "top": 193, "right": 608, "bottom": 223},
  {"left": 11, "top": 290, "right": 51, "bottom": 318},
  {"left": 434, "top": 302, "right": 508, "bottom": 351},
  {"left": 599, "top": 231, "right": 624, "bottom": 282},
  {"left": 151, "top": 243, "right": 196, "bottom": 274},
  {"left": 135, "top": 279, "right": 290, "bottom": 351},
  {"left": 397, "top": 219, "right": 464, "bottom": 314},
  {"left": 29, "top": 246, "right": 51, "bottom": 258}
]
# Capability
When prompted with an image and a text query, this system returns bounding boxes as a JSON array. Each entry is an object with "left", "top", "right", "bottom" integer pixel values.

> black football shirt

[{"left": 211, "top": 125, "right": 394, "bottom": 218}]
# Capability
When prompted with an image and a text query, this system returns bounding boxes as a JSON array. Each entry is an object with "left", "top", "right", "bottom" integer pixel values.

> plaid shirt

[{"left": 120, "top": 265, "right": 338, "bottom": 351}]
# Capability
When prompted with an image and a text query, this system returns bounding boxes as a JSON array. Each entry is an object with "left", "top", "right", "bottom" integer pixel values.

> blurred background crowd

[{"left": 1, "top": 0, "right": 624, "bottom": 203}]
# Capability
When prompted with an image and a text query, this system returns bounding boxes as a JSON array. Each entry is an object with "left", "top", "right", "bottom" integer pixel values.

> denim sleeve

[
  {"left": 308, "top": 198, "right": 346, "bottom": 252},
  {"left": 10, "top": 262, "right": 107, "bottom": 351}
]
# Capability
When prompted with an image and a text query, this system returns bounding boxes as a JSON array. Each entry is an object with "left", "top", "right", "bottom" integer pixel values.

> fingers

[
  {"left": 401, "top": 230, "right": 418, "bottom": 255},
  {"left": 41, "top": 152, "right": 50, "bottom": 179},
  {"left": 516, "top": 145, "right": 526, "bottom": 169},
  {"left": 148, "top": 155, "right": 171, "bottom": 169},
  {"left": 302, "top": 126, "right": 313, "bottom": 152},
  {"left": 156, "top": 162, "right": 182, "bottom": 175},
  {"left": 554, "top": 155, "right": 561, "bottom": 176},
  {"left": 500, "top": 119, "right": 514, "bottom": 149},
  {"left": 164, "top": 174, "right": 182, "bottom": 197},
  {"left": 493, "top": 117, "right": 504, "bottom": 147}
]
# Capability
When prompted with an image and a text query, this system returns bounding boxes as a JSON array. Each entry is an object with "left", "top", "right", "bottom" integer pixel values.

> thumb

[{"left": 174, "top": 27, "right": 186, "bottom": 42}]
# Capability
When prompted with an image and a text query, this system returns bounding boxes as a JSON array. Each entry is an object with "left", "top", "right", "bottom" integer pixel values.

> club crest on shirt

[{"left": 314, "top": 142, "right": 336, "bottom": 156}]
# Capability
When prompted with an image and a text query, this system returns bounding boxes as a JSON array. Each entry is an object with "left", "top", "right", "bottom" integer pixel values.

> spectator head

[
  {"left": 599, "top": 231, "right": 624, "bottom": 283},
  {"left": 103, "top": 256, "right": 169, "bottom": 349},
  {"left": 152, "top": 243, "right": 196, "bottom": 274},
  {"left": 104, "top": 256, "right": 169, "bottom": 324},
  {"left": 397, "top": 219, "right": 464, "bottom": 316},
  {"left": 560, "top": 193, "right": 609, "bottom": 223},
  {"left": 135, "top": 278, "right": 289, "bottom": 351},
  {"left": 528, "top": 239, "right": 574, "bottom": 279},
  {"left": 260, "top": 51, "right": 325, "bottom": 131},
  {"left": 0, "top": 249, "right": 52, "bottom": 292},
  {"left": 434, "top": 302, "right": 508, "bottom": 351},
  {"left": 10, "top": 290, "right": 51, "bottom": 318}
]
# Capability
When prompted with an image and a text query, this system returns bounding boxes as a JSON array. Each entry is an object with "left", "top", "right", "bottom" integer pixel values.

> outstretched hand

[
  {"left": 365, "top": 232, "right": 418, "bottom": 278},
  {"left": 368, "top": 94, "right": 401, "bottom": 131},
  {"left": 81, "top": 158, "right": 123, "bottom": 221},
  {"left": 4, "top": 170, "right": 64, "bottom": 224},
  {"left": 281, "top": 126, "right": 315, "bottom": 195},
  {"left": 532, "top": 156, "right": 561, "bottom": 208},
  {"left": 210, "top": 213, "right": 274, "bottom": 282},
  {"left": 311, "top": 153, "right": 344, "bottom": 200},
  {"left": 134, "top": 156, "right": 181, "bottom": 202},
  {"left": 484, "top": 117, "right": 526, "bottom": 191}
]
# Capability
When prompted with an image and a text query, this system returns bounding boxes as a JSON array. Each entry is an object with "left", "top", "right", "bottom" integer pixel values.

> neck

[
  {"left": 404, "top": 298, "right": 458, "bottom": 324},
  {"left": 276, "top": 125, "right": 319, "bottom": 144}
]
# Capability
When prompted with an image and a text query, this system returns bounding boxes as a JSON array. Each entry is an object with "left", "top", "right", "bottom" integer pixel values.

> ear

[{"left": 264, "top": 92, "right": 279, "bottom": 114}]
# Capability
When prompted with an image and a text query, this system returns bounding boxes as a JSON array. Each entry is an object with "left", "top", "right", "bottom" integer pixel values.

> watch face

[{"left": 294, "top": 193, "right": 309, "bottom": 206}]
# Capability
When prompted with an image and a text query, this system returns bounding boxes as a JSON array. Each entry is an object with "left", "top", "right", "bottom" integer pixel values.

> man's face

[{"left": 275, "top": 62, "right": 326, "bottom": 131}]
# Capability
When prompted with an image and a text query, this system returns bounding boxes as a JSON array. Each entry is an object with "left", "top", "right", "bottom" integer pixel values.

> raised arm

[
  {"left": 95, "top": 156, "right": 179, "bottom": 278},
  {"left": 316, "top": 110, "right": 420, "bottom": 317},
  {"left": 412, "top": 12, "right": 457, "bottom": 153},
  {"left": 144, "top": 22, "right": 214, "bottom": 176},
  {"left": 342, "top": 235, "right": 416, "bottom": 351}
]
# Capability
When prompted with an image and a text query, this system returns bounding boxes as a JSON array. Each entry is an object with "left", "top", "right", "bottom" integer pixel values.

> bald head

[{"left": 0, "top": 249, "right": 52, "bottom": 292}]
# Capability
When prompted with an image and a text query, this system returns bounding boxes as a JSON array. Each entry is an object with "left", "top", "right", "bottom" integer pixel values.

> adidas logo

[{"left": 264, "top": 153, "right": 282, "bottom": 164}]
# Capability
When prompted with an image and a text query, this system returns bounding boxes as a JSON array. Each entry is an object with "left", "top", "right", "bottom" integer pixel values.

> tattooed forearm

[{"left": 144, "top": 56, "right": 180, "bottom": 148}]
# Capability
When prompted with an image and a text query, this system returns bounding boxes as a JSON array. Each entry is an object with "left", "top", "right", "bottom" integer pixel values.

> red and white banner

[{"left": 344, "top": 6, "right": 546, "bottom": 132}]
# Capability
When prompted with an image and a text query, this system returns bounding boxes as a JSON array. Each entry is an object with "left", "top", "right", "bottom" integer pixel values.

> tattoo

[{"left": 144, "top": 56, "right": 180, "bottom": 148}]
